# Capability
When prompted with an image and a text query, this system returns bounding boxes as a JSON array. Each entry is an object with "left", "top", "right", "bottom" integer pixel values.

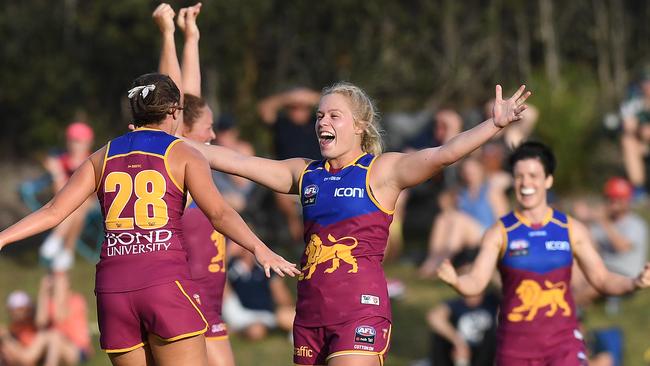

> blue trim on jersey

[
  {"left": 107, "top": 130, "right": 178, "bottom": 158},
  {"left": 500, "top": 210, "right": 572, "bottom": 274},
  {"left": 301, "top": 153, "right": 383, "bottom": 227}
]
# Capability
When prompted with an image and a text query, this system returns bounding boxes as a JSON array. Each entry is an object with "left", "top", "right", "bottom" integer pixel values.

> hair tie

[{"left": 127, "top": 84, "right": 156, "bottom": 100}]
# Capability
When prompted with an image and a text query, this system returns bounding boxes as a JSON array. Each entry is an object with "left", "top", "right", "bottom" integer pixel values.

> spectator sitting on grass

[{"left": 222, "top": 242, "right": 295, "bottom": 341}]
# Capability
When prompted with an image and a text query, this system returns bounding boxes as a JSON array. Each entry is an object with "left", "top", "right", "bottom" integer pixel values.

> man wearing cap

[
  {"left": 620, "top": 71, "right": 650, "bottom": 200},
  {"left": 39, "top": 121, "right": 95, "bottom": 272},
  {"left": 572, "top": 177, "right": 649, "bottom": 307},
  {"left": 590, "top": 177, "right": 648, "bottom": 278}
]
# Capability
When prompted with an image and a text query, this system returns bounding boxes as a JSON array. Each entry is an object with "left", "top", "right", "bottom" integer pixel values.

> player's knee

[{"left": 244, "top": 323, "right": 268, "bottom": 341}]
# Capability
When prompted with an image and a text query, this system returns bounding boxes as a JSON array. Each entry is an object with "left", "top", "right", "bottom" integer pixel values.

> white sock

[{"left": 52, "top": 249, "right": 74, "bottom": 272}]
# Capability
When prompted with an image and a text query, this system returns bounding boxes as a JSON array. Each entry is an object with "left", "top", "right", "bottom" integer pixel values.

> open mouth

[
  {"left": 521, "top": 187, "right": 536, "bottom": 196},
  {"left": 318, "top": 131, "right": 335, "bottom": 147}
]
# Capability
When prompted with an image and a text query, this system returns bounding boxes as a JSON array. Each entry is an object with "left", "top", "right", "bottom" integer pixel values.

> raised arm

[
  {"left": 153, "top": 3, "right": 182, "bottom": 93},
  {"left": 0, "top": 154, "right": 100, "bottom": 250},
  {"left": 177, "top": 3, "right": 202, "bottom": 96},
  {"left": 380, "top": 85, "right": 531, "bottom": 190},
  {"left": 570, "top": 216, "right": 650, "bottom": 295},
  {"left": 176, "top": 143, "right": 300, "bottom": 278},
  {"left": 437, "top": 224, "right": 504, "bottom": 296},
  {"left": 185, "top": 139, "right": 308, "bottom": 194},
  {"left": 257, "top": 88, "right": 320, "bottom": 124}
]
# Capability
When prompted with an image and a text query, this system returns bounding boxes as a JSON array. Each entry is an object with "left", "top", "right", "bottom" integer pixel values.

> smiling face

[
  {"left": 316, "top": 93, "right": 364, "bottom": 160},
  {"left": 513, "top": 158, "right": 553, "bottom": 210}
]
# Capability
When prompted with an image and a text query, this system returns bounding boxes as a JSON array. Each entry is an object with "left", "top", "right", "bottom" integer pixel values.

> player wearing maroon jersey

[
  {"left": 0, "top": 73, "right": 299, "bottom": 366},
  {"left": 153, "top": 3, "right": 235, "bottom": 366},
  {"left": 188, "top": 82, "right": 531, "bottom": 365},
  {"left": 437, "top": 142, "right": 650, "bottom": 365}
]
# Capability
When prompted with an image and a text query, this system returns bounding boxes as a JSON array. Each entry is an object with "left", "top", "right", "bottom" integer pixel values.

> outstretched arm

[
  {"left": 177, "top": 144, "right": 300, "bottom": 278},
  {"left": 177, "top": 3, "right": 202, "bottom": 96},
  {"left": 437, "top": 224, "right": 503, "bottom": 296},
  {"left": 381, "top": 85, "right": 531, "bottom": 190},
  {"left": 571, "top": 217, "right": 650, "bottom": 295},
  {"left": 0, "top": 157, "right": 98, "bottom": 250},
  {"left": 185, "top": 139, "right": 309, "bottom": 194},
  {"left": 153, "top": 3, "right": 182, "bottom": 93}
]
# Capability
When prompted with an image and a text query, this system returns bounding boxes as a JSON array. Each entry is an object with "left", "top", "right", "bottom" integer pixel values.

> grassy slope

[{"left": 1, "top": 250, "right": 649, "bottom": 366}]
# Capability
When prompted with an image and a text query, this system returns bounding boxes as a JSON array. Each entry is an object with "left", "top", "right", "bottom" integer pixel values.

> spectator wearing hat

[
  {"left": 620, "top": 71, "right": 650, "bottom": 200},
  {"left": 39, "top": 121, "right": 96, "bottom": 272},
  {"left": 572, "top": 177, "right": 648, "bottom": 305}
]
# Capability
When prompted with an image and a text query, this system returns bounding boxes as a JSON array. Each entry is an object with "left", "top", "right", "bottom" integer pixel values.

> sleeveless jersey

[
  {"left": 296, "top": 153, "right": 393, "bottom": 327},
  {"left": 497, "top": 209, "right": 579, "bottom": 358},
  {"left": 181, "top": 198, "right": 227, "bottom": 300},
  {"left": 95, "top": 129, "right": 189, "bottom": 293}
]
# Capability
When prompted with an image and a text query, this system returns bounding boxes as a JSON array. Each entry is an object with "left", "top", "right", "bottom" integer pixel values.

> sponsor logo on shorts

[
  {"left": 545, "top": 240, "right": 571, "bottom": 251},
  {"left": 294, "top": 346, "right": 314, "bottom": 358},
  {"left": 105, "top": 229, "right": 173, "bottom": 256},
  {"left": 361, "top": 294, "right": 380, "bottom": 306},
  {"left": 303, "top": 184, "right": 319, "bottom": 206},
  {"left": 334, "top": 187, "right": 364, "bottom": 198},
  {"left": 211, "top": 323, "right": 227, "bottom": 333},
  {"left": 355, "top": 325, "right": 376, "bottom": 344},
  {"left": 353, "top": 344, "right": 374, "bottom": 351}
]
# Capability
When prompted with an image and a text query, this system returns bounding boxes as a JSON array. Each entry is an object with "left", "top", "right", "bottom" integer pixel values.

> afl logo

[
  {"left": 355, "top": 325, "right": 376, "bottom": 344},
  {"left": 303, "top": 184, "right": 319, "bottom": 206}
]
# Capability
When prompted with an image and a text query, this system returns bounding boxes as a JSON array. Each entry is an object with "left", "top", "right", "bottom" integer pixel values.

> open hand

[
  {"left": 436, "top": 259, "right": 459, "bottom": 287},
  {"left": 177, "top": 3, "right": 202, "bottom": 40},
  {"left": 493, "top": 85, "right": 532, "bottom": 128},
  {"left": 153, "top": 3, "right": 176, "bottom": 35},
  {"left": 635, "top": 262, "right": 650, "bottom": 289},
  {"left": 254, "top": 244, "right": 301, "bottom": 278}
]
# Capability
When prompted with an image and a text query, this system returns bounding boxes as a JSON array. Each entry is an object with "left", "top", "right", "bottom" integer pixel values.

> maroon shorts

[
  {"left": 496, "top": 329, "right": 588, "bottom": 366},
  {"left": 293, "top": 316, "right": 391, "bottom": 366},
  {"left": 191, "top": 276, "right": 228, "bottom": 340},
  {"left": 97, "top": 280, "right": 208, "bottom": 353}
]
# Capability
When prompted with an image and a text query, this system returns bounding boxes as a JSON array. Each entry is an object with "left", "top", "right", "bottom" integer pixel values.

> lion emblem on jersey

[
  {"left": 507, "top": 279, "right": 571, "bottom": 322},
  {"left": 208, "top": 231, "right": 226, "bottom": 273},
  {"left": 299, "top": 234, "right": 359, "bottom": 281}
]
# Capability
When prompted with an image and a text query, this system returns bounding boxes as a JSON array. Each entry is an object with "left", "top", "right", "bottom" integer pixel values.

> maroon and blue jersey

[
  {"left": 96, "top": 128, "right": 189, "bottom": 293},
  {"left": 296, "top": 153, "right": 393, "bottom": 327},
  {"left": 497, "top": 209, "right": 580, "bottom": 358}
]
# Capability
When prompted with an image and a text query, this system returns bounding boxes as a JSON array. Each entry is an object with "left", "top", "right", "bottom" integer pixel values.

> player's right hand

[
  {"left": 436, "top": 259, "right": 459, "bottom": 287},
  {"left": 177, "top": 3, "right": 202, "bottom": 40},
  {"left": 254, "top": 244, "right": 301, "bottom": 278},
  {"left": 152, "top": 3, "right": 176, "bottom": 35}
]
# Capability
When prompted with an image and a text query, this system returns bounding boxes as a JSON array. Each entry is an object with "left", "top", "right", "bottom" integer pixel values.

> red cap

[
  {"left": 604, "top": 177, "right": 633, "bottom": 200},
  {"left": 66, "top": 122, "right": 94, "bottom": 142}
]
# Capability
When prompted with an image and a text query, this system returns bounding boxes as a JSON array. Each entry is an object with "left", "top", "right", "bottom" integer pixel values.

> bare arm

[
  {"left": 185, "top": 139, "right": 308, "bottom": 194},
  {"left": 177, "top": 3, "right": 202, "bottom": 96},
  {"left": 382, "top": 85, "right": 530, "bottom": 190},
  {"left": 257, "top": 88, "right": 320, "bottom": 125},
  {"left": 571, "top": 217, "right": 650, "bottom": 295},
  {"left": 427, "top": 304, "right": 464, "bottom": 345},
  {"left": 153, "top": 4, "right": 182, "bottom": 93},
  {"left": 35, "top": 277, "right": 51, "bottom": 328},
  {"left": 0, "top": 158, "right": 98, "bottom": 250},
  {"left": 177, "top": 144, "right": 300, "bottom": 277},
  {"left": 437, "top": 224, "right": 504, "bottom": 296}
]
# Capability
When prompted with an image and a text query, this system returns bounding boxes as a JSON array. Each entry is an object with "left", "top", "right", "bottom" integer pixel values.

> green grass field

[{"left": 1, "top": 245, "right": 650, "bottom": 366}]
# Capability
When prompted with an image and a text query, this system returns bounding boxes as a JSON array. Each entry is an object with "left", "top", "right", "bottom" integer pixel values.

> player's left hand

[
  {"left": 254, "top": 244, "right": 301, "bottom": 278},
  {"left": 634, "top": 262, "right": 650, "bottom": 289},
  {"left": 492, "top": 84, "right": 532, "bottom": 128}
]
